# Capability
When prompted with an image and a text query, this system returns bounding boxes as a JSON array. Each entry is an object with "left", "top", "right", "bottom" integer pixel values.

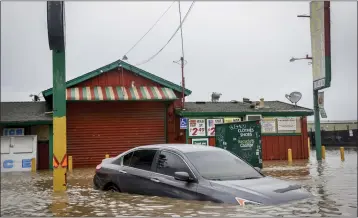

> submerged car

[{"left": 93, "top": 144, "right": 310, "bottom": 205}]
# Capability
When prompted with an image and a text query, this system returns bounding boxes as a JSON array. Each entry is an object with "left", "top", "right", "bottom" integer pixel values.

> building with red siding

[
  {"left": 175, "top": 100, "right": 314, "bottom": 161},
  {"left": 1, "top": 60, "right": 314, "bottom": 169}
]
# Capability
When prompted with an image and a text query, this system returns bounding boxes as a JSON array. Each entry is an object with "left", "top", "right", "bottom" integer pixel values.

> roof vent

[
  {"left": 211, "top": 92, "right": 222, "bottom": 102},
  {"left": 196, "top": 101, "right": 206, "bottom": 104},
  {"left": 230, "top": 100, "right": 239, "bottom": 103},
  {"left": 243, "top": 98, "right": 251, "bottom": 103}
]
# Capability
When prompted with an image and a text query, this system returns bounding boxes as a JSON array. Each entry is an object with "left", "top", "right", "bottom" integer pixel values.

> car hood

[{"left": 209, "top": 176, "right": 310, "bottom": 205}]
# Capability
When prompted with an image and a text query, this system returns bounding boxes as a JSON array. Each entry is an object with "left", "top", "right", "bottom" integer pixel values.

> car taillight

[{"left": 96, "top": 164, "right": 102, "bottom": 172}]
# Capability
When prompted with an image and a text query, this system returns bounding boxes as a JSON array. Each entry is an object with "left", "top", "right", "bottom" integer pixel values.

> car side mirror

[{"left": 174, "top": 172, "right": 193, "bottom": 182}]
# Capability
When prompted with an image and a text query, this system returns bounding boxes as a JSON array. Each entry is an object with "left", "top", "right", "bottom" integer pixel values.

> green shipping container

[{"left": 215, "top": 120, "right": 263, "bottom": 169}]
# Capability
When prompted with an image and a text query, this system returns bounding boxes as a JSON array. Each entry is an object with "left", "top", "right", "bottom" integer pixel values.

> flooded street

[{"left": 1, "top": 148, "right": 357, "bottom": 217}]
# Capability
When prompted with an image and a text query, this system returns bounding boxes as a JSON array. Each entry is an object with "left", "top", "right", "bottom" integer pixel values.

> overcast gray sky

[{"left": 1, "top": 1, "right": 357, "bottom": 121}]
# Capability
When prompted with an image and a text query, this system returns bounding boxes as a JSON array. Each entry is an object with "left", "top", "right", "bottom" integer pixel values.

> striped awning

[{"left": 66, "top": 86, "right": 178, "bottom": 101}]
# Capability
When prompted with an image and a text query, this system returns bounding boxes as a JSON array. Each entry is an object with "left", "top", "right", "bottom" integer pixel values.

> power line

[
  {"left": 135, "top": 1, "right": 195, "bottom": 66},
  {"left": 123, "top": 1, "right": 176, "bottom": 56}
]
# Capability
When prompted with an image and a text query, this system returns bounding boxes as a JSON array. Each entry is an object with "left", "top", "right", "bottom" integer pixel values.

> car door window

[
  {"left": 156, "top": 151, "right": 191, "bottom": 177},
  {"left": 123, "top": 152, "right": 133, "bottom": 166},
  {"left": 112, "top": 152, "right": 133, "bottom": 166},
  {"left": 129, "top": 149, "right": 157, "bottom": 171}
]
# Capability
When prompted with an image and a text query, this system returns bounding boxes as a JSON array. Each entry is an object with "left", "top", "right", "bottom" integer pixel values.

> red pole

[{"left": 181, "top": 57, "right": 185, "bottom": 108}]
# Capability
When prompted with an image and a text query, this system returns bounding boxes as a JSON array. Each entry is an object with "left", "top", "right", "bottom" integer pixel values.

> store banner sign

[
  {"left": 206, "top": 119, "right": 224, "bottom": 136},
  {"left": 189, "top": 119, "right": 206, "bottom": 137},
  {"left": 277, "top": 117, "right": 297, "bottom": 131},
  {"left": 192, "top": 138, "right": 209, "bottom": 146},
  {"left": 3, "top": 128, "right": 24, "bottom": 136},
  {"left": 224, "top": 117, "right": 241, "bottom": 123},
  {"left": 261, "top": 119, "right": 277, "bottom": 133}
]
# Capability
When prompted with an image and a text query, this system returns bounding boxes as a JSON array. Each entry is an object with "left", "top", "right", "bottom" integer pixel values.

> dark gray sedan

[{"left": 93, "top": 144, "right": 310, "bottom": 205}]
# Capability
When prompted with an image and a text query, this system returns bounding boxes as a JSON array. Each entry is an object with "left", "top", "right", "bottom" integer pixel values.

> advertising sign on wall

[
  {"left": 224, "top": 117, "right": 241, "bottom": 123},
  {"left": 261, "top": 119, "right": 277, "bottom": 133},
  {"left": 215, "top": 121, "right": 263, "bottom": 169},
  {"left": 277, "top": 117, "right": 297, "bottom": 131},
  {"left": 1, "top": 135, "right": 37, "bottom": 172},
  {"left": 206, "top": 119, "right": 224, "bottom": 136},
  {"left": 192, "top": 138, "right": 209, "bottom": 146},
  {"left": 189, "top": 119, "right": 206, "bottom": 137}
]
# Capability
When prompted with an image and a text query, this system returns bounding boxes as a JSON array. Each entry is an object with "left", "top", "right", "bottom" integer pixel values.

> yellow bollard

[
  {"left": 31, "top": 158, "right": 36, "bottom": 172},
  {"left": 105, "top": 154, "right": 109, "bottom": 159},
  {"left": 68, "top": 156, "right": 73, "bottom": 172},
  {"left": 307, "top": 137, "right": 311, "bottom": 157},
  {"left": 340, "top": 147, "right": 345, "bottom": 161},
  {"left": 288, "top": 149, "right": 292, "bottom": 164},
  {"left": 322, "top": 145, "right": 326, "bottom": 159}
]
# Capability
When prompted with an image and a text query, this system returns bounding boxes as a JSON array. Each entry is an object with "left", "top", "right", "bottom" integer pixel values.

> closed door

[
  {"left": 149, "top": 150, "right": 198, "bottom": 200},
  {"left": 37, "top": 142, "right": 49, "bottom": 170}
]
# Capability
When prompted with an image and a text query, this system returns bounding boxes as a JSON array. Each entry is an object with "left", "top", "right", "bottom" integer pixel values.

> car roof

[{"left": 134, "top": 144, "right": 222, "bottom": 153}]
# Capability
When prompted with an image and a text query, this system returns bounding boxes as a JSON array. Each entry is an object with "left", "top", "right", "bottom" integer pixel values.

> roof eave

[
  {"left": 1, "top": 120, "right": 53, "bottom": 126},
  {"left": 42, "top": 60, "right": 192, "bottom": 98},
  {"left": 175, "top": 110, "right": 314, "bottom": 117}
]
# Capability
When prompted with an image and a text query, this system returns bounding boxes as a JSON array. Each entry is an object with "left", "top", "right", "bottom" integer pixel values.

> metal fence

[{"left": 309, "top": 129, "right": 358, "bottom": 146}]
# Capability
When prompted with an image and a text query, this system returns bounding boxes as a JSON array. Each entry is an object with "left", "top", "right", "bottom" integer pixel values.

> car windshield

[{"left": 185, "top": 149, "right": 263, "bottom": 181}]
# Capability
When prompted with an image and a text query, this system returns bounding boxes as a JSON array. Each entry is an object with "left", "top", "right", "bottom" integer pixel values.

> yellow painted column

[
  {"left": 68, "top": 156, "right": 73, "bottom": 172},
  {"left": 288, "top": 149, "right": 293, "bottom": 164},
  {"left": 52, "top": 51, "right": 67, "bottom": 192},
  {"left": 307, "top": 137, "right": 311, "bottom": 157},
  {"left": 340, "top": 147, "right": 345, "bottom": 161},
  {"left": 53, "top": 116, "right": 67, "bottom": 191},
  {"left": 31, "top": 158, "right": 36, "bottom": 172},
  {"left": 321, "top": 145, "right": 326, "bottom": 159}
]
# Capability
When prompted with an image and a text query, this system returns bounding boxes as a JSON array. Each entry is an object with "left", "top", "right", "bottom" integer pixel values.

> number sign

[
  {"left": 189, "top": 119, "right": 206, "bottom": 137},
  {"left": 206, "top": 119, "right": 224, "bottom": 136}
]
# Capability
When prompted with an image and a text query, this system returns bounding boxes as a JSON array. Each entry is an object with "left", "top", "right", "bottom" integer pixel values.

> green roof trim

[
  {"left": 42, "top": 60, "right": 192, "bottom": 97},
  {"left": 175, "top": 110, "right": 314, "bottom": 117},
  {"left": 1, "top": 120, "right": 53, "bottom": 126}
]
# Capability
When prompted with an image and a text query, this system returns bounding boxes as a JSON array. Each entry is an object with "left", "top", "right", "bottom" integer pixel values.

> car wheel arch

[{"left": 103, "top": 182, "right": 121, "bottom": 192}]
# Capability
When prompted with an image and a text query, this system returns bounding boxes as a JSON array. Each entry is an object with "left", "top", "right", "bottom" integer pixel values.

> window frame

[
  {"left": 111, "top": 148, "right": 159, "bottom": 172},
  {"left": 245, "top": 114, "right": 262, "bottom": 121},
  {"left": 152, "top": 149, "right": 197, "bottom": 180}
]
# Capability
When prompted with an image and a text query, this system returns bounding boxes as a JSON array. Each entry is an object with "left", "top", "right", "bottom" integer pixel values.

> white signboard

[
  {"left": 224, "top": 117, "right": 241, "bottom": 123},
  {"left": 189, "top": 119, "right": 206, "bottom": 137},
  {"left": 277, "top": 117, "right": 297, "bottom": 131},
  {"left": 206, "top": 119, "right": 224, "bottom": 136},
  {"left": 261, "top": 120, "right": 277, "bottom": 133},
  {"left": 310, "top": 1, "right": 331, "bottom": 90},
  {"left": 192, "top": 138, "right": 209, "bottom": 146}
]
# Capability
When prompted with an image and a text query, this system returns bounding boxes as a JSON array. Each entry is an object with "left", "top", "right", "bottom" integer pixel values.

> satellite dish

[{"left": 285, "top": 91, "right": 302, "bottom": 105}]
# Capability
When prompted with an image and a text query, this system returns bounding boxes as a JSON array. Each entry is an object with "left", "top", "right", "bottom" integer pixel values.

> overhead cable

[
  {"left": 135, "top": 1, "right": 195, "bottom": 66},
  {"left": 123, "top": 1, "right": 176, "bottom": 57}
]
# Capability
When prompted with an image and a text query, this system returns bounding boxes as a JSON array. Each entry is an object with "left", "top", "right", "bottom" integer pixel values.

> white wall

[{"left": 1, "top": 135, "right": 37, "bottom": 172}]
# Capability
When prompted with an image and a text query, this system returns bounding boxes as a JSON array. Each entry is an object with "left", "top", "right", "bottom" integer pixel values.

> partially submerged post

[{"left": 47, "top": 1, "right": 67, "bottom": 192}]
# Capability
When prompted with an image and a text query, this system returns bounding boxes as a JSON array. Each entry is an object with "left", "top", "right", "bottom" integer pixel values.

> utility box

[{"left": 215, "top": 120, "right": 263, "bottom": 169}]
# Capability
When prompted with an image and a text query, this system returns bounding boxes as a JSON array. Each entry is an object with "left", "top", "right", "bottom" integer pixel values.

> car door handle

[
  {"left": 150, "top": 178, "right": 160, "bottom": 183},
  {"left": 119, "top": 170, "right": 127, "bottom": 174}
]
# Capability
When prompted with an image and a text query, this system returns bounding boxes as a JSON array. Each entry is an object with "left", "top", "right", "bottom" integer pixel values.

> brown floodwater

[{"left": 1, "top": 148, "right": 357, "bottom": 217}]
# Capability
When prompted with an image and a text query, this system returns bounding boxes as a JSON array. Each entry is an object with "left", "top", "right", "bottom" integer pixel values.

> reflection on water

[{"left": 1, "top": 148, "right": 357, "bottom": 217}]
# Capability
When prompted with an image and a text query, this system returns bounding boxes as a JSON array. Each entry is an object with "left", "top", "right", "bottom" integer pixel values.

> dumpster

[{"left": 215, "top": 120, "right": 263, "bottom": 169}]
